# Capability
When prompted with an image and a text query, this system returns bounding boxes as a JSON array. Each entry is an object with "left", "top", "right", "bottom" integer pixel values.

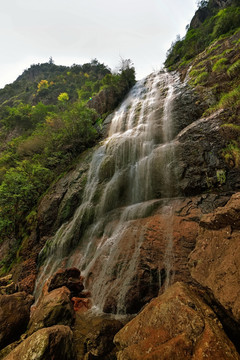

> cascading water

[{"left": 35, "top": 70, "right": 181, "bottom": 314}]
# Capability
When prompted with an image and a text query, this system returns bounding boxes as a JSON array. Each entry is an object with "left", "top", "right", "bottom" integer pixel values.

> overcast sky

[{"left": 0, "top": 0, "right": 198, "bottom": 89}]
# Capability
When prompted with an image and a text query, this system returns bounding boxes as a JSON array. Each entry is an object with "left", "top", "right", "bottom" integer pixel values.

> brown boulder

[
  {"left": 114, "top": 282, "right": 240, "bottom": 360},
  {"left": 48, "top": 267, "right": 84, "bottom": 297},
  {"left": 189, "top": 192, "right": 240, "bottom": 324},
  {"left": 0, "top": 292, "right": 34, "bottom": 350},
  {"left": 85, "top": 318, "right": 123, "bottom": 358},
  {"left": 28, "top": 286, "right": 75, "bottom": 335},
  {"left": 4, "top": 325, "right": 76, "bottom": 360}
]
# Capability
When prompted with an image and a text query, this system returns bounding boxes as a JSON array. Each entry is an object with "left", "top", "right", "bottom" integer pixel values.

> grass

[
  {"left": 219, "top": 85, "right": 240, "bottom": 108},
  {"left": 227, "top": 59, "right": 240, "bottom": 78},
  {"left": 212, "top": 57, "right": 228, "bottom": 72}
]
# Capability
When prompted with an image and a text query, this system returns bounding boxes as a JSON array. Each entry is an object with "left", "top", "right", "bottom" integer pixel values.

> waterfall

[{"left": 35, "top": 70, "right": 181, "bottom": 313}]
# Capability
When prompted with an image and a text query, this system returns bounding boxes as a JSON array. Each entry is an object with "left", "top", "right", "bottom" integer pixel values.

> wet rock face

[
  {"left": 28, "top": 286, "right": 75, "bottom": 336},
  {"left": 85, "top": 197, "right": 203, "bottom": 314},
  {"left": 37, "top": 149, "right": 94, "bottom": 238},
  {"left": 114, "top": 282, "right": 240, "bottom": 360},
  {"left": 175, "top": 110, "right": 232, "bottom": 196},
  {"left": 48, "top": 267, "right": 84, "bottom": 297},
  {"left": 170, "top": 81, "right": 205, "bottom": 138},
  {"left": 189, "top": 192, "right": 240, "bottom": 324},
  {"left": 4, "top": 325, "right": 76, "bottom": 360},
  {"left": 0, "top": 292, "right": 34, "bottom": 350}
]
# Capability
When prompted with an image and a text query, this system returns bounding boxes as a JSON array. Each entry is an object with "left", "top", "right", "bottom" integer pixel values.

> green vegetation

[
  {"left": 227, "top": 59, "right": 240, "bottom": 78},
  {"left": 219, "top": 85, "right": 240, "bottom": 108},
  {"left": 165, "top": 1, "right": 240, "bottom": 69},
  {"left": 212, "top": 57, "right": 228, "bottom": 72},
  {"left": 222, "top": 141, "right": 240, "bottom": 167},
  {"left": 0, "top": 58, "right": 136, "bottom": 271},
  {"left": 193, "top": 71, "right": 209, "bottom": 85},
  {"left": 216, "top": 169, "right": 226, "bottom": 185}
]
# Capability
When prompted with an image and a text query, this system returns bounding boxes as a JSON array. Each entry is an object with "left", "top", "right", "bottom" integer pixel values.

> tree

[
  {"left": 0, "top": 161, "right": 50, "bottom": 238},
  {"left": 37, "top": 79, "right": 49, "bottom": 93},
  {"left": 58, "top": 92, "right": 69, "bottom": 103}
]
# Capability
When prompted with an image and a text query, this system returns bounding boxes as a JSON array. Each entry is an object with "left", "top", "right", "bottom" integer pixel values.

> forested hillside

[{"left": 0, "top": 58, "right": 135, "bottom": 272}]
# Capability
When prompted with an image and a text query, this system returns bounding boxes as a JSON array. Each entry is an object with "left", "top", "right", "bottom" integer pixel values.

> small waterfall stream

[{"left": 35, "top": 70, "right": 182, "bottom": 313}]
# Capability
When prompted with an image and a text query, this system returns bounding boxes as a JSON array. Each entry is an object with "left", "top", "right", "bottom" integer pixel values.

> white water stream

[{"left": 35, "top": 71, "right": 180, "bottom": 313}]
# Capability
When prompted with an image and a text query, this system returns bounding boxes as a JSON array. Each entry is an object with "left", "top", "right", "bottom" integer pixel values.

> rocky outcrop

[
  {"left": 48, "top": 267, "right": 84, "bottom": 297},
  {"left": 87, "top": 87, "right": 118, "bottom": 116},
  {"left": 28, "top": 286, "right": 75, "bottom": 336},
  {"left": 84, "top": 195, "right": 230, "bottom": 314},
  {"left": 0, "top": 292, "right": 34, "bottom": 349},
  {"left": 114, "top": 282, "right": 240, "bottom": 360},
  {"left": 37, "top": 151, "right": 93, "bottom": 238},
  {"left": 190, "top": 0, "right": 232, "bottom": 29},
  {"left": 189, "top": 192, "right": 240, "bottom": 325},
  {"left": 4, "top": 325, "right": 76, "bottom": 360}
]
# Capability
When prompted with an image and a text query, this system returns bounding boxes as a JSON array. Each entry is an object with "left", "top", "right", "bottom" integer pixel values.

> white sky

[{"left": 0, "top": 0, "right": 198, "bottom": 89}]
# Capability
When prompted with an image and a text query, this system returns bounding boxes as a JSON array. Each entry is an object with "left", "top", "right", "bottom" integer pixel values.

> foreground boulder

[
  {"left": 4, "top": 325, "right": 76, "bottom": 360},
  {"left": 189, "top": 192, "right": 240, "bottom": 324},
  {"left": 85, "top": 319, "right": 123, "bottom": 358},
  {"left": 28, "top": 286, "right": 75, "bottom": 335},
  {"left": 114, "top": 282, "right": 240, "bottom": 360},
  {"left": 0, "top": 292, "right": 34, "bottom": 350},
  {"left": 72, "top": 313, "right": 124, "bottom": 360}
]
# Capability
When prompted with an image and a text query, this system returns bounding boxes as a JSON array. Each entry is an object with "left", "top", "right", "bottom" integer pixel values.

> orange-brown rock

[
  {"left": 189, "top": 192, "right": 240, "bottom": 324},
  {"left": 27, "top": 286, "right": 75, "bottom": 335},
  {"left": 0, "top": 292, "right": 34, "bottom": 350},
  {"left": 114, "top": 282, "right": 240, "bottom": 360},
  {"left": 71, "top": 297, "right": 91, "bottom": 313},
  {"left": 85, "top": 197, "right": 203, "bottom": 314},
  {"left": 4, "top": 325, "right": 76, "bottom": 360}
]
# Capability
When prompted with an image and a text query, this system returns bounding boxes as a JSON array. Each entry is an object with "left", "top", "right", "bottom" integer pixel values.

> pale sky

[{"left": 0, "top": 0, "right": 198, "bottom": 89}]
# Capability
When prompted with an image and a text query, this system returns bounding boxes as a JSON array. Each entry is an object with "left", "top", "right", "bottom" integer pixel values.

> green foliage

[
  {"left": 216, "top": 169, "right": 226, "bottom": 185},
  {"left": 165, "top": 2, "right": 240, "bottom": 69},
  {"left": 222, "top": 141, "right": 240, "bottom": 167},
  {"left": 0, "top": 161, "right": 51, "bottom": 238},
  {"left": 219, "top": 85, "right": 240, "bottom": 108},
  {"left": 212, "top": 7, "right": 240, "bottom": 39},
  {"left": 0, "top": 57, "right": 136, "bottom": 269},
  {"left": 212, "top": 57, "right": 228, "bottom": 72},
  {"left": 227, "top": 59, "right": 240, "bottom": 78},
  {"left": 194, "top": 71, "right": 209, "bottom": 85},
  {"left": 58, "top": 92, "right": 69, "bottom": 102}
]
